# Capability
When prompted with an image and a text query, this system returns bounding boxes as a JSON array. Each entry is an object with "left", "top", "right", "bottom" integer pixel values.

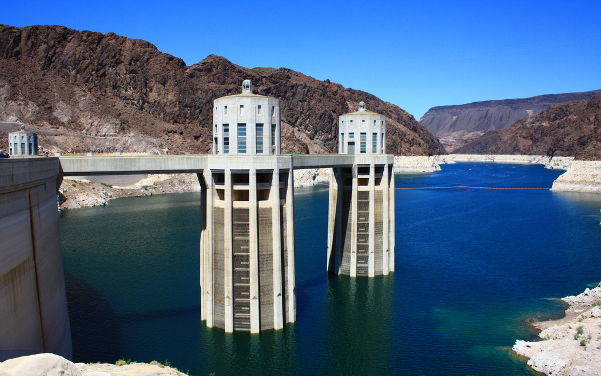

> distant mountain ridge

[
  {"left": 0, "top": 24, "right": 445, "bottom": 156},
  {"left": 421, "top": 90, "right": 601, "bottom": 151},
  {"left": 456, "top": 93, "right": 601, "bottom": 160}
]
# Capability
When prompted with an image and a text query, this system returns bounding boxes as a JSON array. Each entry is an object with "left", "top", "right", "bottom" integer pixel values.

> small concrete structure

[
  {"left": 328, "top": 103, "right": 395, "bottom": 277},
  {"left": 213, "top": 80, "right": 281, "bottom": 155},
  {"left": 8, "top": 125, "right": 38, "bottom": 156},
  {"left": 338, "top": 102, "right": 385, "bottom": 154}
]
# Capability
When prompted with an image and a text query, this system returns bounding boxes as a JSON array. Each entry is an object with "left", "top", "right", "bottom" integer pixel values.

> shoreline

[{"left": 512, "top": 283, "right": 601, "bottom": 376}]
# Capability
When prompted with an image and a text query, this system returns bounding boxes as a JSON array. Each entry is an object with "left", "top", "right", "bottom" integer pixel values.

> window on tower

[
  {"left": 360, "top": 132, "right": 366, "bottom": 153},
  {"left": 237, "top": 123, "right": 247, "bottom": 153},
  {"left": 256, "top": 123, "right": 264, "bottom": 153}
]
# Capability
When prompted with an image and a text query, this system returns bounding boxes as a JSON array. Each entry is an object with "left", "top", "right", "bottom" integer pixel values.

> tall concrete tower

[
  {"left": 327, "top": 102, "right": 395, "bottom": 277},
  {"left": 199, "top": 80, "right": 295, "bottom": 333}
]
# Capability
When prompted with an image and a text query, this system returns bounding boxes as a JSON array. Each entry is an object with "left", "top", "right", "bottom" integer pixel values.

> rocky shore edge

[
  {"left": 512, "top": 283, "right": 601, "bottom": 376},
  {"left": 0, "top": 353, "right": 189, "bottom": 376}
]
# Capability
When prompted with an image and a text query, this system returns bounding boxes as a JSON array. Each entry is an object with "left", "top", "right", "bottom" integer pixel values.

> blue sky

[{"left": 3, "top": 0, "right": 600, "bottom": 118}]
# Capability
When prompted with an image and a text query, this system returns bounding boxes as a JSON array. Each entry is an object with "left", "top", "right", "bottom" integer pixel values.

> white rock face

[
  {"left": 0, "top": 353, "right": 187, "bottom": 376},
  {"left": 527, "top": 351, "right": 567, "bottom": 376},
  {"left": 293, "top": 168, "right": 331, "bottom": 188},
  {"left": 441, "top": 154, "right": 574, "bottom": 170},
  {"left": 393, "top": 156, "right": 442, "bottom": 173},
  {"left": 0, "top": 353, "right": 80, "bottom": 376},
  {"left": 512, "top": 283, "right": 601, "bottom": 376},
  {"left": 551, "top": 161, "right": 601, "bottom": 193}
]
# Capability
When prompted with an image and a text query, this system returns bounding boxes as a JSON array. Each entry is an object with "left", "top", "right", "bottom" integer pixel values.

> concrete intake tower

[
  {"left": 327, "top": 102, "right": 395, "bottom": 277},
  {"left": 199, "top": 80, "right": 295, "bottom": 333}
]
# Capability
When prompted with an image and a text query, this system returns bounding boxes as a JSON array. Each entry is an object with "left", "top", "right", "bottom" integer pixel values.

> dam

[{"left": 0, "top": 80, "right": 396, "bottom": 358}]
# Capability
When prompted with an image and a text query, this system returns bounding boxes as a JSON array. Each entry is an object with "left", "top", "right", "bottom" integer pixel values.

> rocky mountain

[
  {"left": 421, "top": 90, "right": 600, "bottom": 151},
  {"left": 0, "top": 24, "right": 445, "bottom": 156},
  {"left": 455, "top": 93, "right": 601, "bottom": 160}
]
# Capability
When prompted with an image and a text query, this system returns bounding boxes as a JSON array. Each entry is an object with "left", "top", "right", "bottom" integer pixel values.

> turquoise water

[{"left": 59, "top": 163, "right": 601, "bottom": 375}]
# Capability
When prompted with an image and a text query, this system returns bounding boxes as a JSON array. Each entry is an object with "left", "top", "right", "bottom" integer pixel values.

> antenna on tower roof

[{"left": 242, "top": 80, "right": 252, "bottom": 94}]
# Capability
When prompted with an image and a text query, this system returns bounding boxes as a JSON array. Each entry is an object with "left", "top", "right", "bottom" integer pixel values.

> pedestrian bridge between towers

[{"left": 58, "top": 154, "right": 394, "bottom": 175}]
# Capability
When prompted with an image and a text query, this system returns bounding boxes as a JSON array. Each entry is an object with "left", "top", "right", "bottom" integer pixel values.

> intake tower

[{"left": 199, "top": 80, "right": 295, "bottom": 333}]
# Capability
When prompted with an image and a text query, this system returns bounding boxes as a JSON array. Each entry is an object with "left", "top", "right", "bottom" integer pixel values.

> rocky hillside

[
  {"left": 421, "top": 90, "right": 600, "bottom": 151},
  {"left": 0, "top": 24, "right": 444, "bottom": 155},
  {"left": 456, "top": 94, "right": 601, "bottom": 159}
]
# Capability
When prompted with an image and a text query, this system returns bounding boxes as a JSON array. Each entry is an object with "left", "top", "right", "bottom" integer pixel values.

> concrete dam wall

[{"left": 0, "top": 158, "right": 71, "bottom": 360}]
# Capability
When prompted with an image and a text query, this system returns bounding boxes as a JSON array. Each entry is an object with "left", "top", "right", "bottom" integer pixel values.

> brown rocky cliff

[
  {"left": 0, "top": 24, "right": 444, "bottom": 155},
  {"left": 456, "top": 94, "right": 601, "bottom": 160}
]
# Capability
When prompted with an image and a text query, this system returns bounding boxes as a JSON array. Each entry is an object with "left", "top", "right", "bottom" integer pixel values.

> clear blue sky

[{"left": 3, "top": 0, "right": 600, "bottom": 118}]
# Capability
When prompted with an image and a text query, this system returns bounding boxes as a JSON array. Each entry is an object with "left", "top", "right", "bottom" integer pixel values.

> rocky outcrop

[
  {"left": 294, "top": 168, "right": 330, "bottom": 188},
  {"left": 456, "top": 94, "right": 601, "bottom": 159},
  {"left": 0, "top": 353, "right": 187, "bottom": 375},
  {"left": 59, "top": 174, "right": 201, "bottom": 209},
  {"left": 393, "top": 156, "right": 442, "bottom": 173},
  {"left": 512, "top": 283, "right": 601, "bottom": 376},
  {"left": 421, "top": 90, "right": 600, "bottom": 152},
  {"left": 0, "top": 24, "right": 444, "bottom": 156},
  {"left": 551, "top": 161, "right": 601, "bottom": 193}
]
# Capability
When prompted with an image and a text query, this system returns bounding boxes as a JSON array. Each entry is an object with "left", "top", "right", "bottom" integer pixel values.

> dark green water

[{"left": 59, "top": 163, "right": 601, "bottom": 375}]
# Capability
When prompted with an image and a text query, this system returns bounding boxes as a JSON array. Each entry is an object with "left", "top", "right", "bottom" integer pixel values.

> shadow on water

[
  {"left": 295, "top": 274, "right": 328, "bottom": 317},
  {"left": 65, "top": 272, "right": 124, "bottom": 363}
]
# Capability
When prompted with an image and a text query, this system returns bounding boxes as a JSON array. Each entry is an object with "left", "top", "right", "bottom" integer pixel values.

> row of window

[
  {"left": 341, "top": 119, "right": 385, "bottom": 126},
  {"left": 218, "top": 105, "right": 277, "bottom": 117},
  {"left": 215, "top": 123, "right": 277, "bottom": 154},
  {"left": 340, "top": 132, "right": 384, "bottom": 153},
  {"left": 8, "top": 142, "right": 35, "bottom": 155}
]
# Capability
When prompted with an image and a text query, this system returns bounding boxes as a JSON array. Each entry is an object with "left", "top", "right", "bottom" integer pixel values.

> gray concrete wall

[{"left": 0, "top": 158, "right": 71, "bottom": 360}]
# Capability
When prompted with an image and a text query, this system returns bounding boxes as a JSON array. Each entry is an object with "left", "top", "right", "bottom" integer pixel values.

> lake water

[{"left": 59, "top": 163, "right": 601, "bottom": 375}]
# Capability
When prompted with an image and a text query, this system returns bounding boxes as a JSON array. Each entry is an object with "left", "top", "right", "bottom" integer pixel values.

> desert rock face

[
  {"left": 0, "top": 24, "right": 445, "bottom": 156},
  {"left": 456, "top": 94, "right": 601, "bottom": 159},
  {"left": 421, "top": 90, "right": 600, "bottom": 152}
]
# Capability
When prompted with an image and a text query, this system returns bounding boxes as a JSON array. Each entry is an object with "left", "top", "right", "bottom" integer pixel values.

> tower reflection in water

[{"left": 326, "top": 275, "right": 394, "bottom": 375}]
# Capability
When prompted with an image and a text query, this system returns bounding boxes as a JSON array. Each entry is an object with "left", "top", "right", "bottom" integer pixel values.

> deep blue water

[{"left": 59, "top": 163, "right": 601, "bottom": 375}]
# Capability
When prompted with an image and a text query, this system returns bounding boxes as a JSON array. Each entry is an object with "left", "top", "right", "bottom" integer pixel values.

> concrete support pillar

[
  {"left": 350, "top": 164, "right": 358, "bottom": 278},
  {"left": 382, "top": 164, "right": 390, "bottom": 275},
  {"left": 388, "top": 165, "right": 395, "bottom": 272},
  {"left": 248, "top": 168, "right": 260, "bottom": 333},
  {"left": 224, "top": 169, "right": 234, "bottom": 333},
  {"left": 368, "top": 164, "right": 375, "bottom": 277},
  {"left": 271, "top": 168, "right": 284, "bottom": 329},
  {"left": 326, "top": 168, "right": 337, "bottom": 272},
  {"left": 202, "top": 171, "right": 214, "bottom": 327},
  {"left": 285, "top": 169, "right": 296, "bottom": 323},
  {"left": 335, "top": 169, "right": 343, "bottom": 274},
  {"left": 198, "top": 174, "right": 207, "bottom": 321}
]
